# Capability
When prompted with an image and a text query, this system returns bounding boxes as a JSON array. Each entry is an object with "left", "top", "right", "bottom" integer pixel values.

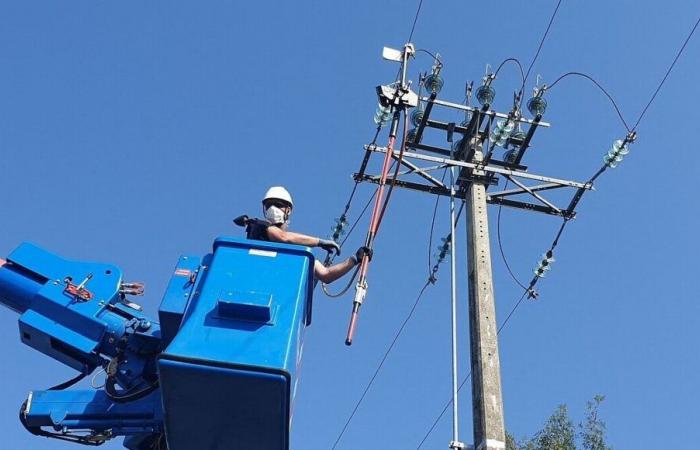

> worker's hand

[
  {"left": 318, "top": 239, "right": 341, "bottom": 256},
  {"left": 233, "top": 215, "right": 249, "bottom": 227},
  {"left": 353, "top": 246, "right": 372, "bottom": 265}
]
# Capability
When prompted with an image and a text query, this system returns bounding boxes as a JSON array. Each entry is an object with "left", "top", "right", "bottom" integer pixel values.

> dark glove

[
  {"left": 233, "top": 215, "right": 249, "bottom": 227},
  {"left": 353, "top": 246, "right": 372, "bottom": 265},
  {"left": 318, "top": 238, "right": 341, "bottom": 256}
]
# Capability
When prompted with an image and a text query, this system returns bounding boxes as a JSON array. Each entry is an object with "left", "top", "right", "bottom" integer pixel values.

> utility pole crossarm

[
  {"left": 364, "top": 145, "right": 591, "bottom": 189},
  {"left": 420, "top": 96, "right": 551, "bottom": 127}
]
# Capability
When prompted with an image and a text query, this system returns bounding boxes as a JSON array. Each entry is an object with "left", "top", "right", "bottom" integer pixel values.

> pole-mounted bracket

[{"left": 377, "top": 84, "right": 419, "bottom": 108}]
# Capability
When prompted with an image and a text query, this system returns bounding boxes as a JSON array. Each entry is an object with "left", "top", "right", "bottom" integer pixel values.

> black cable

[
  {"left": 340, "top": 190, "right": 377, "bottom": 248},
  {"left": 416, "top": 48, "right": 442, "bottom": 65},
  {"left": 547, "top": 71, "right": 631, "bottom": 131},
  {"left": 19, "top": 400, "right": 105, "bottom": 446},
  {"left": 105, "top": 376, "right": 159, "bottom": 403},
  {"left": 494, "top": 57, "right": 526, "bottom": 85},
  {"left": 416, "top": 289, "right": 529, "bottom": 449},
  {"left": 633, "top": 14, "right": 700, "bottom": 130},
  {"left": 416, "top": 4, "right": 566, "bottom": 446},
  {"left": 416, "top": 12, "right": 700, "bottom": 447},
  {"left": 520, "top": 0, "right": 564, "bottom": 95},
  {"left": 417, "top": 212, "right": 571, "bottom": 448},
  {"left": 339, "top": 126, "right": 383, "bottom": 231},
  {"left": 331, "top": 203, "right": 466, "bottom": 449},
  {"left": 496, "top": 181, "right": 529, "bottom": 291},
  {"left": 497, "top": 289, "right": 530, "bottom": 334},
  {"left": 322, "top": 126, "right": 383, "bottom": 269},
  {"left": 331, "top": 280, "right": 432, "bottom": 450},
  {"left": 427, "top": 169, "right": 448, "bottom": 278},
  {"left": 407, "top": 0, "right": 425, "bottom": 43},
  {"left": 322, "top": 264, "right": 361, "bottom": 298},
  {"left": 49, "top": 372, "right": 87, "bottom": 391}
]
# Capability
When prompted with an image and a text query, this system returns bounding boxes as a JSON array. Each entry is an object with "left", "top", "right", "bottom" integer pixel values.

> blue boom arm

[
  {"left": 0, "top": 242, "right": 164, "bottom": 447},
  {"left": 0, "top": 237, "right": 314, "bottom": 450}
]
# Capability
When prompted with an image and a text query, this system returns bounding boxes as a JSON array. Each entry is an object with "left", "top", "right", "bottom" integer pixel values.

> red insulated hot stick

[{"left": 345, "top": 112, "right": 401, "bottom": 346}]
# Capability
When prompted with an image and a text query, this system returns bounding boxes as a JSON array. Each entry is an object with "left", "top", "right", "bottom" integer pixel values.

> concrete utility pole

[
  {"left": 466, "top": 146, "right": 506, "bottom": 450},
  {"left": 354, "top": 52, "right": 591, "bottom": 448}
]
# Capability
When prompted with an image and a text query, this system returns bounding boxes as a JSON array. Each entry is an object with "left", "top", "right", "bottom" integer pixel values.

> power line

[
  {"left": 407, "top": 0, "right": 426, "bottom": 43},
  {"left": 496, "top": 182, "right": 529, "bottom": 292},
  {"left": 340, "top": 191, "right": 376, "bottom": 248},
  {"left": 633, "top": 14, "right": 700, "bottom": 130},
  {"left": 416, "top": 215, "right": 570, "bottom": 448},
  {"left": 547, "top": 71, "right": 630, "bottom": 131},
  {"left": 331, "top": 280, "right": 432, "bottom": 449},
  {"left": 427, "top": 169, "right": 448, "bottom": 277},
  {"left": 415, "top": 288, "right": 530, "bottom": 449},
  {"left": 398, "top": 6, "right": 700, "bottom": 450},
  {"left": 331, "top": 4, "right": 700, "bottom": 450},
  {"left": 330, "top": 201, "right": 466, "bottom": 449},
  {"left": 520, "top": 0, "right": 564, "bottom": 94}
]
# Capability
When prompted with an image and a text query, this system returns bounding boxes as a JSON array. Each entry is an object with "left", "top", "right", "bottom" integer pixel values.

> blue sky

[{"left": 0, "top": 1, "right": 698, "bottom": 449}]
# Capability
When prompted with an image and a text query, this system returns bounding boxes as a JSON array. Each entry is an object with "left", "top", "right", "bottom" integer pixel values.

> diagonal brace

[{"left": 505, "top": 176, "right": 561, "bottom": 213}]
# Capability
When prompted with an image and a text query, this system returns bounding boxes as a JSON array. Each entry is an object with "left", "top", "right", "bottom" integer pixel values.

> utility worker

[{"left": 235, "top": 186, "right": 370, "bottom": 284}]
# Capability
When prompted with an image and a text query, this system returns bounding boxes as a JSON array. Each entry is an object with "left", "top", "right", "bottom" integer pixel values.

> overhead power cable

[
  {"left": 520, "top": 0, "right": 564, "bottom": 96},
  {"left": 415, "top": 289, "right": 529, "bottom": 449},
  {"left": 547, "top": 72, "right": 630, "bottom": 131},
  {"left": 494, "top": 57, "right": 525, "bottom": 84},
  {"left": 331, "top": 201, "right": 465, "bottom": 449},
  {"left": 426, "top": 169, "right": 448, "bottom": 277},
  {"left": 407, "top": 0, "right": 426, "bottom": 43},
  {"left": 495, "top": 181, "right": 529, "bottom": 292},
  {"left": 332, "top": 3, "right": 700, "bottom": 448},
  {"left": 417, "top": 214, "right": 571, "bottom": 448},
  {"left": 331, "top": 281, "right": 431, "bottom": 450},
  {"left": 632, "top": 14, "right": 700, "bottom": 130}
]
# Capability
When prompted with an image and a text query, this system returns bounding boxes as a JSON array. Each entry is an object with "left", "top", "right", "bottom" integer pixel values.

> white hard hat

[{"left": 262, "top": 186, "right": 293, "bottom": 208}]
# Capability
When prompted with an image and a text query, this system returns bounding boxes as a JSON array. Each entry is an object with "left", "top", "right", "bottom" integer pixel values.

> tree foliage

[{"left": 508, "top": 396, "right": 612, "bottom": 450}]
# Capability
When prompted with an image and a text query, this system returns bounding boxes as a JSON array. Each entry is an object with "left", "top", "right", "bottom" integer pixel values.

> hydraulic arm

[{"left": 0, "top": 237, "right": 315, "bottom": 450}]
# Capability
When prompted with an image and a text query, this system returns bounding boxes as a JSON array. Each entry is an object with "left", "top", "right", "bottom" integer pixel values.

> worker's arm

[
  {"left": 314, "top": 259, "right": 357, "bottom": 284},
  {"left": 266, "top": 227, "right": 340, "bottom": 254},
  {"left": 313, "top": 247, "right": 372, "bottom": 284},
  {"left": 266, "top": 226, "right": 320, "bottom": 247},
  {"left": 0, "top": 258, "right": 5, "bottom": 267}
]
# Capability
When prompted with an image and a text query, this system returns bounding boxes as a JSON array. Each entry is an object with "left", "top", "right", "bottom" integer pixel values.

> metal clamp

[{"left": 63, "top": 274, "right": 94, "bottom": 302}]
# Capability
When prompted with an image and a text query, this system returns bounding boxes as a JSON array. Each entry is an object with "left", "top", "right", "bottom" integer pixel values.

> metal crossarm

[
  {"left": 365, "top": 145, "right": 591, "bottom": 189},
  {"left": 355, "top": 173, "right": 578, "bottom": 218},
  {"left": 489, "top": 182, "right": 562, "bottom": 198},
  {"left": 504, "top": 175, "right": 561, "bottom": 213},
  {"left": 420, "top": 96, "right": 551, "bottom": 127},
  {"left": 390, "top": 155, "right": 447, "bottom": 188}
]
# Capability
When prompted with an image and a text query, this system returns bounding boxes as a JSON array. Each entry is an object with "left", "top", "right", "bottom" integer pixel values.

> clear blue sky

[{"left": 0, "top": 1, "right": 698, "bottom": 449}]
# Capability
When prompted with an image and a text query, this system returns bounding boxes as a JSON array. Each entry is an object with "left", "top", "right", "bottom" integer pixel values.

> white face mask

[{"left": 264, "top": 205, "right": 289, "bottom": 225}]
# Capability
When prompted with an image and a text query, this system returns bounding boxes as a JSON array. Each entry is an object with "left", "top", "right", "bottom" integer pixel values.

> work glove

[
  {"left": 318, "top": 238, "right": 341, "bottom": 256},
  {"left": 233, "top": 215, "right": 249, "bottom": 227},
  {"left": 353, "top": 246, "right": 373, "bottom": 265}
]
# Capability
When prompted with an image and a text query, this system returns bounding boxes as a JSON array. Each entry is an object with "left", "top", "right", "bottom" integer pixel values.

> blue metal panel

[
  {"left": 158, "top": 255, "right": 201, "bottom": 346},
  {"left": 159, "top": 359, "right": 288, "bottom": 450},
  {"left": 24, "top": 389, "right": 163, "bottom": 433},
  {"left": 217, "top": 290, "right": 273, "bottom": 322},
  {"left": 158, "top": 237, "right": 314, "bottom": 450},
  {"left": 0, "top": 260, "right": 44, "bottom": 313},
  {"left": 7, "top": 242, "right": 123, "bottom": 305},
  {"left": 19, "top": 309, "right": 102, "bottom": 371}
]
